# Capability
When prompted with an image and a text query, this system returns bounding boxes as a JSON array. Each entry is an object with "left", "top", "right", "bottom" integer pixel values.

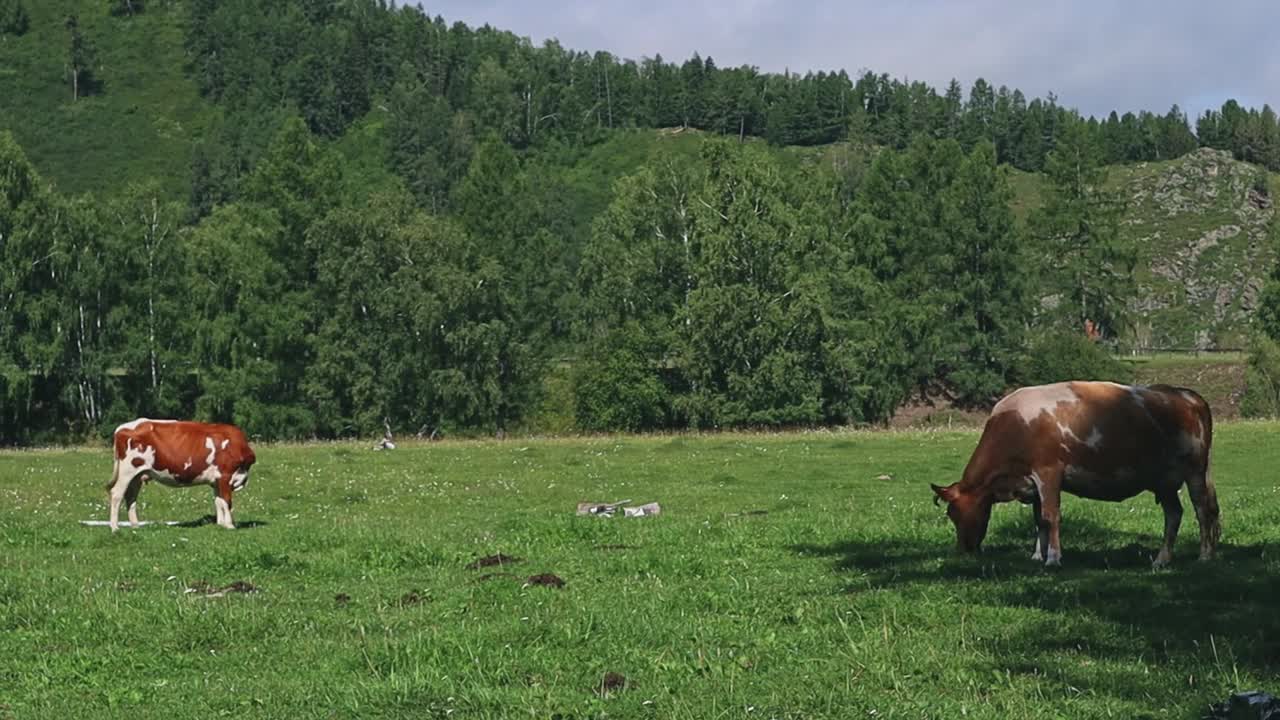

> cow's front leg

[
  {"left": 1153, "top": 491, "right": 1183, "bottom": 568},
  {"left": 213, "top": 479, "right": 235, "bottom": 530},
  {"left": 1030, "top": 491, "right": 1044, "bottom": 561},
  {"left": 1035, "top": 468, "right": 1063, "bottom": 567}
]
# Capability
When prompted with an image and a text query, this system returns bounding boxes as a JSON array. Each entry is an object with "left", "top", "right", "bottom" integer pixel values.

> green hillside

[
  {"left": 0, "top": 0, "right": 212, "bottom": 197},
  {"left": 1009, "top": 151, "right": 1280, "bottom": 350},
  {"left": 1, "top": 4, "right": 1274, "bottom": 353},
  {"left": 3, "top": 0, "right": 1278, "bottom": 443}
]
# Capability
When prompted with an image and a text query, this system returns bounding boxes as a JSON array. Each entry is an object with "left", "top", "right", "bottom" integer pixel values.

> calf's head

[{"left": 931, "top": 482, "right": 993, "bottom": 553}]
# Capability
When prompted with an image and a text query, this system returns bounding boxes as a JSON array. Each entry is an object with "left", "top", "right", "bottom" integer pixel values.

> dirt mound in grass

[
  {"left": 466, "top": 553, "right": 523, "bottom": 570},
  {"left": 526, "top": 573, "right": 565, "bottom": 589}
]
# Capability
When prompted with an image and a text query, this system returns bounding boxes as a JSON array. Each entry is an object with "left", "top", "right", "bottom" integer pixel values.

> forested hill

[{"left": 2, "top": 0, "right": 1279, "bottom": 444}]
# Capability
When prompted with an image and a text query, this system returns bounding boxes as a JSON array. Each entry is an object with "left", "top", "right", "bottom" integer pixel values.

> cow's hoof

[{"left": 1031, "top": 551, "right": 1043, "bottom": 561}]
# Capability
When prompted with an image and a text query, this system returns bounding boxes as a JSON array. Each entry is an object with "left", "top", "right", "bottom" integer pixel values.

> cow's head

[{"left": 931, "top": 482, "right": 993, "bottom": 553}]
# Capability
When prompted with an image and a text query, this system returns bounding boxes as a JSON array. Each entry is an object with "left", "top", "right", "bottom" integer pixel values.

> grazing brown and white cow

[
  {"left": 931, "top": 381, "right": 1220, "bottom": 567},
  {"left": 107, "top": 418, "right": 256, "bottom": 531}
]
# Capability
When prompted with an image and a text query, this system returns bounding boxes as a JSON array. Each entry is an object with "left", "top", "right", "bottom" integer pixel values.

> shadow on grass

[
  {"left": 792, "top": 514, "right": 1280, "bottom": 703},
  {"left": 174, "top": 514, "right": 269, "bottom": 529}
]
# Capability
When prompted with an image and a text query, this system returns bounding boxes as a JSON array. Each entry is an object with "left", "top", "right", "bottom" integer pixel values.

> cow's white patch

[
  {"left": 195, "top": 464, "right": 222, "bottom": 485},
  {"left": 121, "top": 442, "right": 157, "bottom": 474},
  {"left": 995, "top": 382, "right": 1080, "bottom": 425},
  {"left": 1085, "top": 427, "right": 1104, "bottom": 450},
  {"left": 230, "top": 470, "right": 249, "bottom": 491},
  {"left": 1058, "top": 423, "right": 1080, "bottom": 443},
  {"left": 183, "top": 458, "right": 193, "bottom": 470},
  {"left": 221, "top": 438, "right": 230, "bottom": 450},
  {"left": 205, "top": 437, "right": 216, "bottom": 466},
  {"left": 1045, "top": 546, "right": 1062, "bottom": 566}
]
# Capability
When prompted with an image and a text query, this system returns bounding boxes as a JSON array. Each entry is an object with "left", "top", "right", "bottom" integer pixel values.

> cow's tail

[{"left": 106, "top": 431, "right": 121, "bottom": 492}]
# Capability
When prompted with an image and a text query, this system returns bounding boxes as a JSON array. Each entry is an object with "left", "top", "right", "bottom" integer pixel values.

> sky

[{"left": 416, "top": 1, "right": 1278, "bottom": 123}]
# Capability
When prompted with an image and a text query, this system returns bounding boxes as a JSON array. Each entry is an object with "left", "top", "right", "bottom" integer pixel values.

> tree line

[
  {"left": 0, "top": 117, "right": 1135, "bottom": 444},
  {"left": 177, "top": 1, "right": 1280, "bottom": 179},
  {"left": 2, "top": 0, "right": 1278, "bottom": 443},
  {"left": 5, "top": 0, "right": 1280, "bottom": 172}
]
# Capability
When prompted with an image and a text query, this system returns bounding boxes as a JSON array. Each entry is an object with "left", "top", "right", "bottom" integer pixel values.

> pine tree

[
  {"left": 1031, "top": 122, "right": 1135, "bottom": 337},
  {"left": 939, "top": 141, "right": 1028, "bottom": 402},
  {"left": 65, "top": 14, "right": 98, "bottom": 101}
]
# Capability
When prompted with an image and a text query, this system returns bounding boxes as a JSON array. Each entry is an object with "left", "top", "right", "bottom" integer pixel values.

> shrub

[
  {"left": 1241, "top": 334, "right": 1280, "bottom": 418},
  {"left": 572, "top": 328, "right": 673, "bottom": 432},
  {"left": 1015, "top": 332, "right": 1132, "bottom": 387},
  {"left": 1252, "top": 169, "right": 1271, "bottom": 199}
]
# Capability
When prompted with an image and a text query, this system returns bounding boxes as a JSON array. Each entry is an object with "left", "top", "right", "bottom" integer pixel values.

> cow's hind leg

[
  {"left": 108, "top": 465, "right": 140, "bottom": 532},
  {"left": 1185, "top": 465, "right": 1221, "bottom": 560},
  {"left": 1153, "top": 490, "right": 1183, "bottom": 568},
  {"left": 124, "top": 475, "right": 144, "bottom": 528}
]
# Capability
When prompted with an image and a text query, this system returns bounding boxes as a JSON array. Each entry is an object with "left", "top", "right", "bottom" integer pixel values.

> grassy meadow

[{"left": 2, "top": 424, "right": 1280, "bottom": 719}]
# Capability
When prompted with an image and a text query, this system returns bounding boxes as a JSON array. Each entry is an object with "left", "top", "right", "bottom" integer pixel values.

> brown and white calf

[
  {"left": 931, "top": 381, "right": 1220, "bottom": 567},
  {"left": 108, "top": 419, "right": 256, "bottom": 531}
]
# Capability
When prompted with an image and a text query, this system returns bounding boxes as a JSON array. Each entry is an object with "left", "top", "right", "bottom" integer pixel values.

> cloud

[{"left": 415, "top": 1, "right": 1278, "bottom": 121}]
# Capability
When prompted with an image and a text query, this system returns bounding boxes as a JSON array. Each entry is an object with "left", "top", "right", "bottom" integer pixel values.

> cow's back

[
  {"left": 965, "top": 382, "right": 1211, "bottom": 501},
  {"left": 114, "top": 419, "right": 254, "bottom": 485}
]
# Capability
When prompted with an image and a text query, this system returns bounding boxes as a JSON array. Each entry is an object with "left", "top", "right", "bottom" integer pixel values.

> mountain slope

[
  {"left": 1118, "top": 149, "right": 1276, "bottom": 349},
  {"left": 0, "top": 1, "right": 212, "bottom": 198},
  {"left": 2, "top": 3, "right": 1276, "bottom": 356},
  {"left": 1007, "top": 150, "right": 1278, "bottom": 349}
]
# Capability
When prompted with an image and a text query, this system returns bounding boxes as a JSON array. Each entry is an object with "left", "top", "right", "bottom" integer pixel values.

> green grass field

[{"left": 3, "top": 425, "right": 1279, "bottom": 719}]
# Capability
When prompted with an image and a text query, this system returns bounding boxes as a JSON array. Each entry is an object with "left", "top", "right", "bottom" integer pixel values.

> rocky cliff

[{"left": 1121, "top": 148, "right": 1276, "bottom": 349}]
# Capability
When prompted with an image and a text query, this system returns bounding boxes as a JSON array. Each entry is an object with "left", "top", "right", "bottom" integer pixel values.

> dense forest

[{"left": 2, "top": 0, "right": 1280, "bottom": 444}]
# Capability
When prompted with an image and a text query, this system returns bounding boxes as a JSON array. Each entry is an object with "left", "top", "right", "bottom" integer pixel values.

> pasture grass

[{"left": 2, "top": 424, "right": 1280, "bottom": 718}]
